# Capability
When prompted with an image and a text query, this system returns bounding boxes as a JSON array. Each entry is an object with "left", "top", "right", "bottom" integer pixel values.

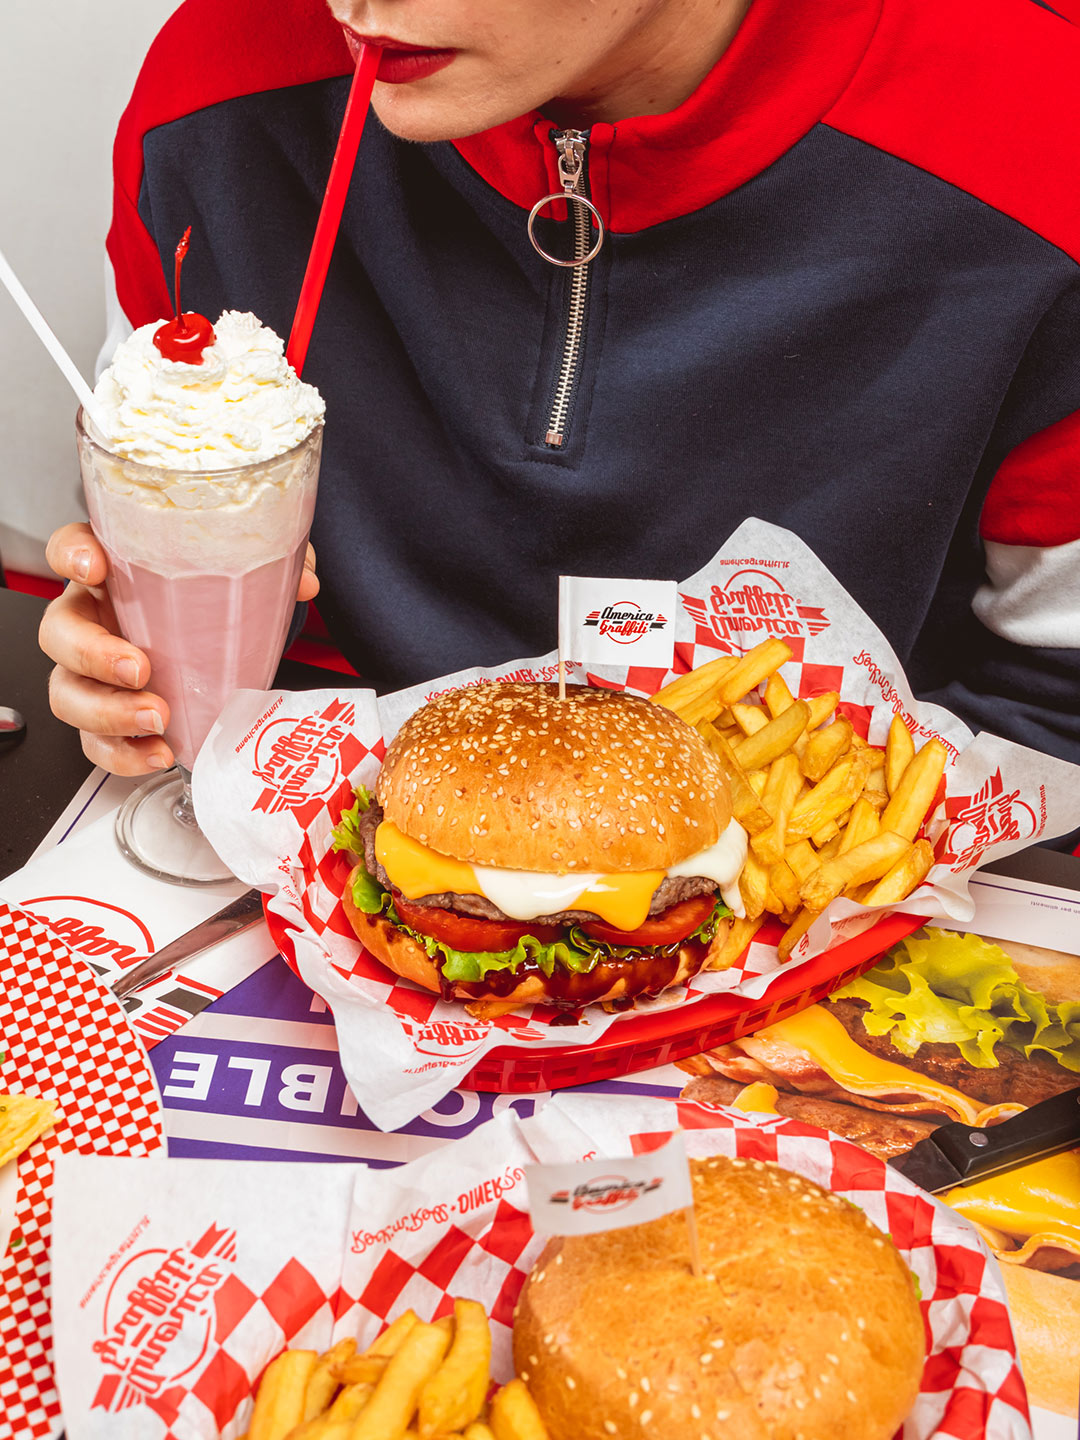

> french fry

[
  {"left": 730, "top": 702, "right": 770, "bottom": 737},
  {"left": 366, "top": 1312, "right": 421, "bottom": 1359},
  {"left": 417, "top": 1299, "right": 492, "bottom": 1438},
  {"left": 763, "top": 671, "right": 796, "bottom": 718},
  {"left": 333, "top": 1355, "right": 389, "bottom": 1386},
  {"left": 783, "top": 839, "right": 819, "bottom": 884},
  {"left": 751, "top": 753, "right": 803, "bottom": 864},
  {"left": 768, "top": 858, "right": 802, "bottom": 915},
  {"left": 464, "top": 1426, "right": 498, "bottom": 1440},
  {"left": 250, "top": 1350, "right": 319, "bottom": 1440},
  {"left": 861, "top": 838, "right": 935, "bottom": 906},
  {"left": 885, "top": 715, "right": 917, "bottom": 796},
  {"left": 814, "top": 830, "right": 843, "bottom": 857},
  {"left": 836, "top": 795, "right": 881, "bottom": 856},
  {"left": 733, "top": 700, "right": 810, "bottom": 771},
  {"left": 786, "top": 752, "right": 870, "bottom": 841},
  {"left": 739, "top": 851, "right": 771, "bottom": 921},
  {"left": 304, "top": 1339, "right": 356, "bottom": 1421},
  {"left": 880, "top": 738, "right": 948, "bottom": 841},
  {"left": 715, "top": 639, "right": 794, "bottom": 705},
  {"left": 747, "top": 769, "right": 768, "bottom": 797},
  {"left": 328, "top": 1382, "right": 374, "bottom": 1421},
  {"left": 800, "top": 716, "right": 853, "bottom": 783},
  {"left": 285, "top": 1414, "right": 354, "bottom": 1440},
  {"left": 0, "top": 1093, "right": 57, "bottom": 1167},
  {"left": 704, "top": 914, "right": 765, "bottom": 970},
  {"left": 652, "top": 656, "right": 738, "bottom": 717},
  {"left": 777, "top": 906, "right": 821, "bottom": 963},
  {"left": 861, "top": 786, "right": 889, "bottom": 813},
  {"left": 351, "top": 1322, "right": 453, "bottom": 1440},
  {"left": 803, "top": 691, "right": 839, "bottom": 731},
  {"left": 799, "top": 832, "right": 913, "bottom": 911},
  {"left": 698, "top": 723, "right": 773, "bottom": 835},
  {"left": 488, "top": 1380, "right": 551, "bottom": 1440}
]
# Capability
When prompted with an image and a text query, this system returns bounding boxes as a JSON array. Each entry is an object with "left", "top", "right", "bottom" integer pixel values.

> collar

[{"left": 453, "top": 0, "right": 883, "bottom": 234}]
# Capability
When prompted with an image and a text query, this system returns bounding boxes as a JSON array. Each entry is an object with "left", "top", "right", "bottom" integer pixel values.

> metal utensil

[
  {"left": 889, "top": 1085, "right": 1080, "bottom": 1193},
  {"left": 0, "top": 705, "right": 26, "bottom": 748},
  {"left": 111, "top": 887, "right": 266, "bottom": 999}
]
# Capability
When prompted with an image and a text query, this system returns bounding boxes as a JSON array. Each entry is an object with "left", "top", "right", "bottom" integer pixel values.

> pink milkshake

[{"left": 78, "top": 307, "right": 325, "bottom": 882}]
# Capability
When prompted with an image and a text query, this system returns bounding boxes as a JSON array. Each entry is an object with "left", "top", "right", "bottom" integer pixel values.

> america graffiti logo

[
  {"left": 91, "top": 1224, "right": 237, "bottom": 1416},
  {"left": 939, "top": 768, "right": 1041, "bottom": 870},
  {"left": 583, "top": 600, "right": 670, "bottom": 646},
  {"left": 682, "top": 568, "right": 829, "bottom": 656},
  {"left": 252, "top": 699, "right": 362, "bottom": 815}
]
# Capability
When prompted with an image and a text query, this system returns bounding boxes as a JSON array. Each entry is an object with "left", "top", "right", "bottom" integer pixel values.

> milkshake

[{"left": 78, "top": 307, "right": 325, "bottom": 881}]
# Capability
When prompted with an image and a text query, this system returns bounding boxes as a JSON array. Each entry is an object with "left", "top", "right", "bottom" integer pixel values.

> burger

[
  {"left": 513, "top": 1153, "right": 925, "bottom": 1440},
  {"left": 332, "top": 682, "right": 747, "bottom": 1019},
  {"left": 679, "top": 929, "right": 1080, "bottom": 1415}
]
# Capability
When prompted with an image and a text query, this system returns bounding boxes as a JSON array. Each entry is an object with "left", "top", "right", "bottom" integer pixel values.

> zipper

[{"left": 544, "top": 129, "right": 593, "bottom": 448}]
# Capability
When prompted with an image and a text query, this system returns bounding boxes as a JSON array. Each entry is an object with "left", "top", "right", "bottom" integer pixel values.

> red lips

[{"left": 342, "top": 29, "right": 457, "bottom": 84}]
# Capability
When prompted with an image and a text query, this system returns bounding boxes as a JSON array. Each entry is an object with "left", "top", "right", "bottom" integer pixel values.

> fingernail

[
  {"left": 136, "top": 709, "right": 164, "bottom": 735},
  {"left": 115, "top": 658, "right": 140, "bottom": 688},
  {"left": 73, "top": 549, "right": 92, "bottom": 582},
  {"left": 146, "top": 752, "right": 169, "bottom": 770}
]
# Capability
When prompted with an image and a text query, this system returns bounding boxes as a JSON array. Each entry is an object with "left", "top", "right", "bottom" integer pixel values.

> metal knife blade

[
  {"left": 111, "top": 888, "right": 266, "bottom": 999},
  {"left": 890, "top": 1085, "right": 1080, "bottom": 1193}
]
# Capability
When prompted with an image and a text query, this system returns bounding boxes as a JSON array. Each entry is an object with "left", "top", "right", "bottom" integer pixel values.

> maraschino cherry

[{"left": 153, "top": 226, "right": 215, "bottom": 363}]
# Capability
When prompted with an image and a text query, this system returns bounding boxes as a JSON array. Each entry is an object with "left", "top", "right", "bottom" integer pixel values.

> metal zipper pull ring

[{"left": 527, "top": 129, "right": 604, "bottom": 268}]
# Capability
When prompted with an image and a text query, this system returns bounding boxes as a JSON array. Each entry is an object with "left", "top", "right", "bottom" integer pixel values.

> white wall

[{"left": 0, "top": 0, "right": 181, "bottom": 577}]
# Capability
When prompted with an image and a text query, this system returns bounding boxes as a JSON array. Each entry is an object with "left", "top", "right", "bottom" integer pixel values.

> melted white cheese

[{"left": 470, "top": 817, "right": 748, "bottom": 923}]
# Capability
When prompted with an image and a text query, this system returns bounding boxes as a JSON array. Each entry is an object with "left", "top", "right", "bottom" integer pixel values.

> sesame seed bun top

[
  {"left": 376, "top": 682, "right": 733, "bottom": 873},
  {"left": 513, "top": 1154, "right": 926, "bottom": 1440}
]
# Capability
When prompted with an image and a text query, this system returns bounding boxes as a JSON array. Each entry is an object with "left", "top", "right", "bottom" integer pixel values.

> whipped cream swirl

[{"left": 92, "top": 310, "right": 325, "bottom": 469}]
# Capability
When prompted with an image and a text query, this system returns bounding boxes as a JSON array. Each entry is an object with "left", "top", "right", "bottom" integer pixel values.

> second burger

[{"left": 334, "top": 681, "right": 748, "bottom": 1019}]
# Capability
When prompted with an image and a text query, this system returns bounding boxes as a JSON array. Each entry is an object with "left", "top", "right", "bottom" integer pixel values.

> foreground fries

[
  {"left": 258, "top": 1300, "right": 550, "bottom": 1440},
  {"left": 654, "top": 652, "right": 950, "bottom": 949}
]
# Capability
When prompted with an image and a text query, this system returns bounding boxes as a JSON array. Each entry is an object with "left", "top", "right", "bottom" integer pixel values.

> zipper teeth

[{"left": 545, "top": 139, "right": 591, "bottom": 447}]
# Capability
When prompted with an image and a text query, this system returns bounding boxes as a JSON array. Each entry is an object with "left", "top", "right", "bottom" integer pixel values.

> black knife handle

[{"left": 933, "top": 1085, "right": 1080, "bottom": 1184}]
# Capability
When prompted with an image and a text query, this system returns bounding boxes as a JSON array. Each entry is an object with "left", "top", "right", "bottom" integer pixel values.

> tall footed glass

[{"left": 76, "top": 410, "right": 323, "bottom": 885}]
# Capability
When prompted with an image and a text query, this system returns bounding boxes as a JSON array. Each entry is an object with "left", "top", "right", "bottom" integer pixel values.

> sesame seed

[
  {"left": 616, "top": 1368, "right": 627, "bottom": 1380},
  {"left": 847, "top": 1391, "right": 858, "bottom": 1403},
  {"left": 856, "top": 1318, "right": 866, "bottom": 1330},
  {"left": 640, "top": 1378, "right": 650, "bottom": 1393},
  {"left": 629, "top": 1393, "right": 638, "bottom": 1408},
  {"left": 529, "top": 1355, "right": 538, "bottom": 1366},
  {"left": 709, "top": 1338, "right": 724, "bottom": 1348},
  {"left": 691, "top": 1403, "right": 701, "bottom": 1418},
  {"left": 566, "top": 1377, "right": 576, "bottom": 1390},
  {"left": 640, "top": 1411, "right": 652, "bottom": 1426},
  {"left": 605, "top": 1424, "right": 617, "bottom": 1435},
  {"left": 827, "top": 1354, "right": 839, "bottom": 1365},
  {"left": 700, "top": 1354, "right": 712, "bottom": 1366}
]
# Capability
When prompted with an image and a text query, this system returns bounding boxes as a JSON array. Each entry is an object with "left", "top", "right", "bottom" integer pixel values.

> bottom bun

[
  {"left": 343, "top": 866, "right": 730, "bottom": 1018},
  {"left": 514, "top": 1154, "right": 924, "bottom": 1440},
  {"left": 998, "top": 1262, "right": 1080, "bottom": 1417}
]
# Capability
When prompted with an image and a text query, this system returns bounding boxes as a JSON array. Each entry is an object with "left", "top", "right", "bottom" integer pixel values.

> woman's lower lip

[{"left": 375, "top": 48, "right": 456, "bottom": 84}]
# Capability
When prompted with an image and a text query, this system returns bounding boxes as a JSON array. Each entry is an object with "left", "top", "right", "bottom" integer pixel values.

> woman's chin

[{"left": 371, "top": 84, "right": 538, "bottom": 144}]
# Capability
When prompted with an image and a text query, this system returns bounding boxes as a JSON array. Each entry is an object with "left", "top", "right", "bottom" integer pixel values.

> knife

[
  {"left": 110, "top": 888, "right": 266, "bottom": 1000},
  {"left": 889, "top": 1085, "right": 1080, "bottom": 1194}
]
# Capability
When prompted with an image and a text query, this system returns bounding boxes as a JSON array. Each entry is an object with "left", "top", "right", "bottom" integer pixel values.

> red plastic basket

[{"left": 265, "top": 903, "right": 924, "bottom": 1094}]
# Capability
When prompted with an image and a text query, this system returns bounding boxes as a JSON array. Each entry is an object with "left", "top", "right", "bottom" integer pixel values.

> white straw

[{"left": 0, "top": 244, "right": 108, "bottom": 434}]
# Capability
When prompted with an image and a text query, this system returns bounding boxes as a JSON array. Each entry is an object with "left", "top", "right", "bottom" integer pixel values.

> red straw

[{"left": 286, "top": 43, "right": 381, "bottom": 376}]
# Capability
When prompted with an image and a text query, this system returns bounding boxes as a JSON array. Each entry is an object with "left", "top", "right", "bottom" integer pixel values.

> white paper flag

[
  {"left": 558, "top": 575, "right": 678, "bottom": 668},
  {"left": 525, "top": 1132, "right": 692, "bottom": 1237}
]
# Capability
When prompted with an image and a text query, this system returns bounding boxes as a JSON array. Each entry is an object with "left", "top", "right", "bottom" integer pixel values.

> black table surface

[
  {"left": 0, "top": 588, "right": 345, "bottom": 878},
  {"left": 2, "top": 586, "right": 1078, "bottom": 892}
]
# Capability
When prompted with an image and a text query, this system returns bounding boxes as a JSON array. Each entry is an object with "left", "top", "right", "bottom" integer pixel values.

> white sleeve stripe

[
  {"left": 973, "top": 537, "right": 1080, "bottom": 649},
  {"left": 96, "top": 250, "right": 135, "bottom": 381}
]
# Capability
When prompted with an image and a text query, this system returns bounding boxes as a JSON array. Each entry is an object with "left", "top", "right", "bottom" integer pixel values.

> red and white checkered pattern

[
  {"left": 527, "top": 1093, "right": 1031, "bottom": 1440},
  {"left": 0, "top": 902, "right": 165, "bottom": 1440}
]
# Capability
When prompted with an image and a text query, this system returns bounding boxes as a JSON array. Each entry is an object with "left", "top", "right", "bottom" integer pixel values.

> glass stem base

[{"left": 115, "top": 766, "right": 234, "bottom": 886}]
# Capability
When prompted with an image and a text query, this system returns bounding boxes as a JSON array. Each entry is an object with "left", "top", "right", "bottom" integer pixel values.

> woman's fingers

[
  {"left": 39, "top": 585, "right": 150, "bottom": 691},
  {"left": 45, "top": 522, "right": 109, "bottom": 587},
  {"left": 48, "top": 666, "right": 170, "bottom": 742},
  {"left": 79, "top": 731, "right": 175, "bottom": 777},
  {"left": 298, "top": 542, "right": 320, "bottom": 602}
]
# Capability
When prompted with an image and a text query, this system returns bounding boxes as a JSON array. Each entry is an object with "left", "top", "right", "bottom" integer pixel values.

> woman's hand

[{"left": 39, "top": 523, "right": 319, "bottom": 776}]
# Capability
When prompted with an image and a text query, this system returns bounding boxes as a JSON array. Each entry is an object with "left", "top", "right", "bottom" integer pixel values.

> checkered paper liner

[
  {"left": 0, "top": 902, "right": 166, "bottom": 1440},
  {"left": 51, "top": 1098, "right": 1029, "bottom": 1440},
  {"left": 192, "top": 518, "right": 1080, "bottom": 1131}
]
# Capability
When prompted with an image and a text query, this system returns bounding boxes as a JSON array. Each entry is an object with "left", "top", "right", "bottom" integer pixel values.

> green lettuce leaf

[
  {"left": 350, "top": 862, "right": 392, "bottom": 915},
  {"left": 330, "top": 785, "right": 373, "bottom": 856},
  {"left": 831, "top": 929, "right": 1080, "bottom": 1072},
  {"left": 403, "top": 927, "right": 603, "bottom": 985}
]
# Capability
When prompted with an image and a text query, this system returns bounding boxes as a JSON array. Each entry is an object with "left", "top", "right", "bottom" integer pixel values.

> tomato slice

[
  {"left": 579, "top": 893, "right": 718, "bottom": 948},
  {"left": 392, "top": 893, "right": 563, "bottom": 952}
]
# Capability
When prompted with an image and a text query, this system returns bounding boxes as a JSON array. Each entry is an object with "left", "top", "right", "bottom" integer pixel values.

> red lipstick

[{"left": 342, "top": 29, "right": 457, "bottom": 84}]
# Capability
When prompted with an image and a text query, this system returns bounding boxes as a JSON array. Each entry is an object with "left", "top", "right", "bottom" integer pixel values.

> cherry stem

[{"left": 173, "top": 226, "right": 192, "bottom": 334}]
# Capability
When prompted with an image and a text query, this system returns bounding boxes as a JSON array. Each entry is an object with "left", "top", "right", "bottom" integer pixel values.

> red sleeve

[{"left": 106, "top": 0, "right": 350, "bottom": 327}]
